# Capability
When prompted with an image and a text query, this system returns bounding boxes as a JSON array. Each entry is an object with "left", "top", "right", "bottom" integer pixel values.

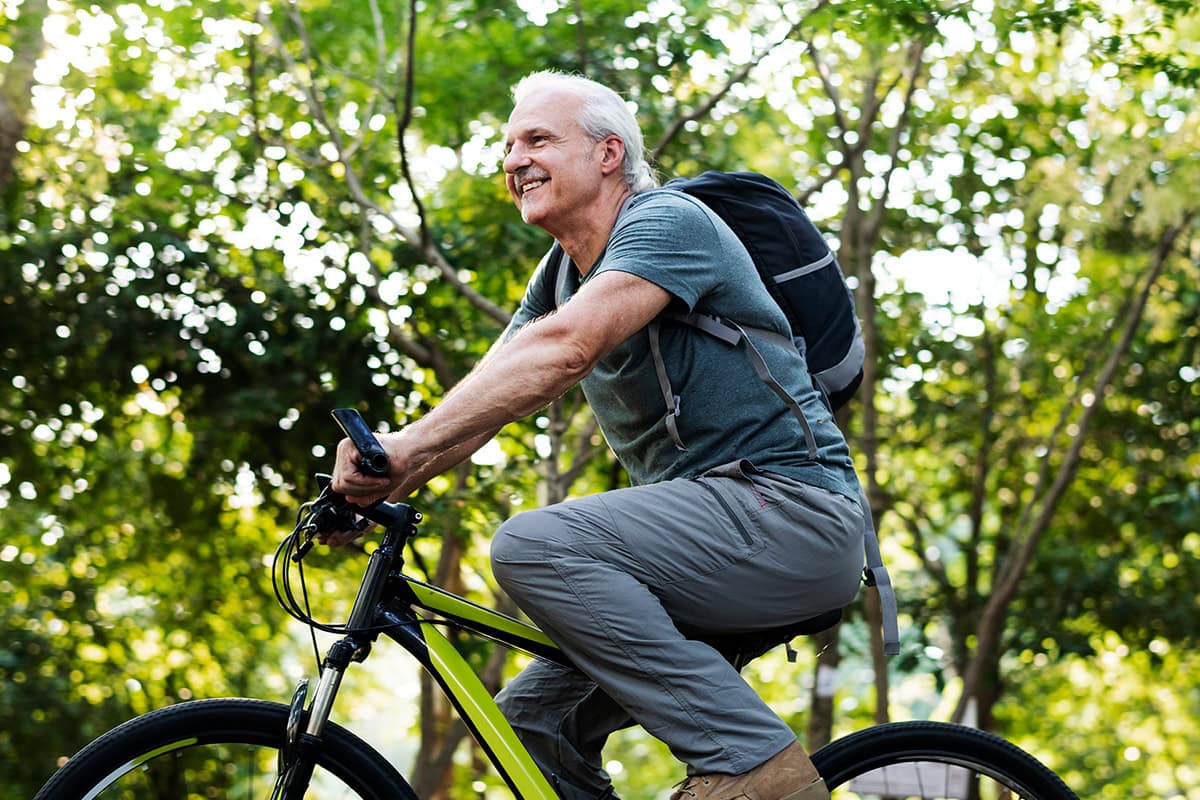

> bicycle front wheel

[
  {"left": 33, "top": 698, "right": 417, "bottom": 800},
  {"left": 811, "top": 721, "right": 1078, "bottom": 800}
]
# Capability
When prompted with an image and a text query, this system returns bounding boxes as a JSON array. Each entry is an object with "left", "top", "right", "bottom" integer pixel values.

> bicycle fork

[
  {"left": 275, "top": 519, "right": 411, "bottom": 799},
  {"left": 276, "top": 635, "right": 370, "bottom": 799}
]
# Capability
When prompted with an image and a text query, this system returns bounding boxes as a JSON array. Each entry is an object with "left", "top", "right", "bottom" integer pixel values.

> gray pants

[{"left": 490, "top": 461, "right": 864, "bottom": 799}]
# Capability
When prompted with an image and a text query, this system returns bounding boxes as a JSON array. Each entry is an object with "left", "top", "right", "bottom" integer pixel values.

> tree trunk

[
  {"left": 951, "top": 216, "right": 1193, "bottom": 721},
  {"left": 801, "top": 36, "right": 929, "bottom": 729},
  {"left": 0, "top": 0, "right": 48, "bottom": 191},
  {"left": 410, "top": 528, "right": 465, "bottom": 798},
  {"left": 849, "top": 194, "right": 891, "bottom": 724},
  {"left": 805, "top": 625, "right": 841, "bottom": 750}
]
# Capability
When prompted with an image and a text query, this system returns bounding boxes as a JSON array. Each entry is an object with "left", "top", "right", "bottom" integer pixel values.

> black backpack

[
  {"left": 548, "top": 171, "right": 864, "bottom": 416},
  {"left": 665, "top": 171, "right": 864, "bottom": 411}
]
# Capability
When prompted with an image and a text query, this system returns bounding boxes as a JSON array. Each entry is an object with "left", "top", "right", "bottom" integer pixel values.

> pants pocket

[{"left": 696, "top": 481, "right": 755, "bottom": 546}]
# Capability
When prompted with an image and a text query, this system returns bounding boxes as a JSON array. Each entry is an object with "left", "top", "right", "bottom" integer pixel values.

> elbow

[
  {"left": 552, "top": 334, "right": 599, "bottom": 383},
  {"left": 534, "top": 316, "right": 602, "bottom": 385}
]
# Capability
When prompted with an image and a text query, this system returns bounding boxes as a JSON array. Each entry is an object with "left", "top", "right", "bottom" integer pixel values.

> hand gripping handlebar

[{"left": 331, "top": 408, "right": 390, "bottom": 478}]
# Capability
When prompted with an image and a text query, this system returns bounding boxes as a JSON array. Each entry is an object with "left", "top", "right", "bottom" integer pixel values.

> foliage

[{"left": 1, "top": 0, "right": 1197, "bottom": 797}]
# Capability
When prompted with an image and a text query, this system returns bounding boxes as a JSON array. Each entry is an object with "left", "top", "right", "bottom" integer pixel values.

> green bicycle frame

[
  {"left": 291, "top": 490, "right": 566, "bottom": 799},
  {"left": 336, "top": 534, "right": 564, "bottom": 796},
  {"left": 379, "top": 577, "right": 563, "bottom": 799}
]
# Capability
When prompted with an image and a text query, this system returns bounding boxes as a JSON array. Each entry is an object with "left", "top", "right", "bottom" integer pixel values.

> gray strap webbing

[
  {"left": 773, "top": 251, "right": 835, "bottom": 283},
  {"left": 722, "top": 319, "right": 819, "bottom": 458},
  {"left": 659, "top": 313, "right": 819, "bottom": 458},
  {"left": 649, "top": 314, "right": 898, "bottom": 654},
  {"left": 554, "top": 248, "right": 572, "bottom": 307},
  {"left": 671, "top": 312, "right": 741, "bottom": 345},
  {"left": 811, "top": 318, "right": 865, "bottom": 392},
  {"left": 647, "top": 320, "right": 687, "bottom": 451},
  {"left": 669, "top": 312, "right": 898, "bottom": 655},
  {"left": 859, "top": 491, "right": 900, "bottom": 655},
  {"left": 673, "top": 312, "right": 795, "bottom": 351}
]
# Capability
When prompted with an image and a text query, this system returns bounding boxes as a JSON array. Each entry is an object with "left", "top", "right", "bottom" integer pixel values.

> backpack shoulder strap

[
  {"left": 666, "top": 312, "right": 899, "bottom": 655},
  {"left": 648, "top": 320, "right": 687, "bottom": 452},
  {"left": 859, "top": 492, "right": 901, "bottom": 656},
  {"left": 551, "top": 244, "right": 572, "bottom": 308},
  {"left": 653, "top": 312, "right": 819, "bottom": 458}
]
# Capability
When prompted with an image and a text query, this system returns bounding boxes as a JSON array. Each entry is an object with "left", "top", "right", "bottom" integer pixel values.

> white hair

[{"left": 512, "top": 71, "right": 659, "bottom": 193}]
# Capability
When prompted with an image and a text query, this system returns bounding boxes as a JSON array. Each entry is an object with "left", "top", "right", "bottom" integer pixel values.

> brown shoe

[{"left": 669, "top": 741, "right": 829, "bottom": 800}]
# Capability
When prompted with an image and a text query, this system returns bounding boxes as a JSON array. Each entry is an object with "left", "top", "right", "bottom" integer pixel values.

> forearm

[
  {"left": 385, "top": 428, "right": 498, "bottom": 500},
  {"left": 332, "top": 270, "right": 668, "bottom": 508},
  {"left": 395, "top": 314, "right": 592, "bottom": 469}
]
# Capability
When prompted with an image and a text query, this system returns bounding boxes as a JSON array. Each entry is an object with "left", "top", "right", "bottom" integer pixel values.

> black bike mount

[
  {"left": 274, "top": 679, "right": 314, "bottom": 800},
  {"left": 282, "top": 679, "right": 309, "bottom": 766}
]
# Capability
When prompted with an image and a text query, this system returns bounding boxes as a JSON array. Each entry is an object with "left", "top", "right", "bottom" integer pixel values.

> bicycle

[{"left": 34, "top": 410, "right": 1079, "bottom": 800}]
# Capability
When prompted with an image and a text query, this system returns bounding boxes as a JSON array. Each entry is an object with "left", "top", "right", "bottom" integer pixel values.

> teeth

[{"left": 522, "top": 179, "right": 546, "bottom": 195}]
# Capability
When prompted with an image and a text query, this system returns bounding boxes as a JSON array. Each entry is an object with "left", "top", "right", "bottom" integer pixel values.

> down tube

[{"left": 422, "top": 624, "right": 559, "bottom": 799}]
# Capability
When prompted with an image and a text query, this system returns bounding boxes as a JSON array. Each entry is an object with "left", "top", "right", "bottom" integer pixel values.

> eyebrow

[{"left": 505, "top": 125, "right": 556, "bottom": 151}]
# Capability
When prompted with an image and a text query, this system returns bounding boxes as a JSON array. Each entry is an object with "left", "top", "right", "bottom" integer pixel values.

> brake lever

[{"left": 291, "top": 477, "right": 374, "bottom": 562}]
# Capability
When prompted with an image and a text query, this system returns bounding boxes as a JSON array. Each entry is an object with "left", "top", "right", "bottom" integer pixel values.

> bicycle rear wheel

[
  {"left": 810, "top": 721, "right": 1077, "bottom": 800},
  {"left": 33, "top": 698, "right": 416, "bottom": 800}
]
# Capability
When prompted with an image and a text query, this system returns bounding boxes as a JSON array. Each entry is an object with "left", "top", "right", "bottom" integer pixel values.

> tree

[{"left": 3, "top": 1, "right": 1197, "bottom": 798}]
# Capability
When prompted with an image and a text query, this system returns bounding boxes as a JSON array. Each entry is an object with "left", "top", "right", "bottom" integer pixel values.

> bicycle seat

[{"left": 684, "top": 609, "right": 842, "bottom": 670}]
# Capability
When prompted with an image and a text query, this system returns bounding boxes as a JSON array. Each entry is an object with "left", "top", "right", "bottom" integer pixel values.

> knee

[{"left": 490, "top": 509, "right": 555, "bottom": 591}]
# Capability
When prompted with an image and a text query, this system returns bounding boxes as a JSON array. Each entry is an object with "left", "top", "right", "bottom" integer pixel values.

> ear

[{"left": 597, "top": 135, "right": 626, "bottom": 177}]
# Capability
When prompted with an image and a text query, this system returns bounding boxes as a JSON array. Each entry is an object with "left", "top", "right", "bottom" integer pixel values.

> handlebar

[
  {"left": 288, "top": 410, "right": 418, "bottom": 561},
  {"left": 331, "top": 408, "right": 390, "bottom": 477}
]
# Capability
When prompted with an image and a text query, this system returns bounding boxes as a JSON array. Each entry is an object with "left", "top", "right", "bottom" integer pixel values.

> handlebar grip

[{"left": 331, "top": 409, "right": 390, "bottom": 478}]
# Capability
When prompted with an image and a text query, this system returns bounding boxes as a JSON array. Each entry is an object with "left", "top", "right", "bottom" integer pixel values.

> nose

[{"left": 503, "top": 142, "right": 529, "bottom": 175}]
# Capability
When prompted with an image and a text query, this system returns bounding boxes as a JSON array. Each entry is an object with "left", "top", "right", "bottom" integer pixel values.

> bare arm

[{"left": 331, "top": 269, "right": 671, "bottom": 503}]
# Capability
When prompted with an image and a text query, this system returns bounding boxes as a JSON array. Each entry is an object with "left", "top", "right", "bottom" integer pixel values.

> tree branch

[
  {"left": 966, "top": 319, "right": 996, "bottom": 607},
  {"left": 795, "top": 168, "right": 842, "bottom": 209},
  {"left": 0, "top": 0, "right": 48, "bottom": 191},
  {"left": 890, "top": 498, "right": 952, "bottom": 593},
  {"left": 651, "top": 0, "right": 831, "bottom": 163},
  {"left": 394, "top": 0, "right": 428, "bottom": 249},
  {"left": 862, "top": 38, "right": 927, "bottom": 242},
  {"left": 560, "top": 411, "right": 603, "bottom": 488},
  {"left": 270, "top": 3, "right": 510, "bottom": 325},
  {"left": 339, "top": 0, "right": 391, "bottom": 161},
  {"left": 803, "top": 35, "right": 850, "bottom": 141},
  {"left": 952, "top": 211, "right": 1196, "bottom": 722}
]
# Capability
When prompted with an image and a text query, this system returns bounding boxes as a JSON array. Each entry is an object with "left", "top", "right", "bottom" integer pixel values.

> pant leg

[
  {"left": 495, "top": 659, "right": 634, "bottom": 799},
  {"left": 490, "top": 461, "right": 864, "bottom": 777}
]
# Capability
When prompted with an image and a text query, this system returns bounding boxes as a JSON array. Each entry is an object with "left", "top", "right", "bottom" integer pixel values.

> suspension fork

[{"left": 277, "top": 512, "right": 416, "bottom": 799}]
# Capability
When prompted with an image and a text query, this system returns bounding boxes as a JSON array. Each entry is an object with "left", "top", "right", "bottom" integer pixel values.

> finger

[
  {"left": 317, "top": 530, "right": 358, "bottom": 547},
  {"left": 330, "top": 471, "right": 390, "bottom": 496},
  {"left": 338, "top": 437, "right": 391, "bottom": 480}
]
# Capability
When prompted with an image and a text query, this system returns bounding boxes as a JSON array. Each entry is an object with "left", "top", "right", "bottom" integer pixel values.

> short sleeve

[
  {"left": 504, "top": 246, "right": 560, "bottom": 341},
  {"left": 591, "top": 191, "right": 730, "bottom": 312}
]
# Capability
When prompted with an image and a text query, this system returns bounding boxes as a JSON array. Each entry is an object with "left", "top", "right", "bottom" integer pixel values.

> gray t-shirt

[{"left": 507, "top": 189, "right": 860, "bottom": 498}]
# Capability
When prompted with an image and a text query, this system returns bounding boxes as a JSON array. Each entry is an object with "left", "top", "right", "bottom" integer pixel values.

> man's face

[{"left": 503, "top": 90, "right": 603, "bottom": 229}]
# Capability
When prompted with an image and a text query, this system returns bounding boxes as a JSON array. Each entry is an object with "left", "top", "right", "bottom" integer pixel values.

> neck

[{"left": 551, "top": 185, "right": 632, "bottom": 276}]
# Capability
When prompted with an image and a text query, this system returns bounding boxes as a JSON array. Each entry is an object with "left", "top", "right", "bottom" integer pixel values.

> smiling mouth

[{"left": 519, "top": 178, "right": 548, "bottom": 197}]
